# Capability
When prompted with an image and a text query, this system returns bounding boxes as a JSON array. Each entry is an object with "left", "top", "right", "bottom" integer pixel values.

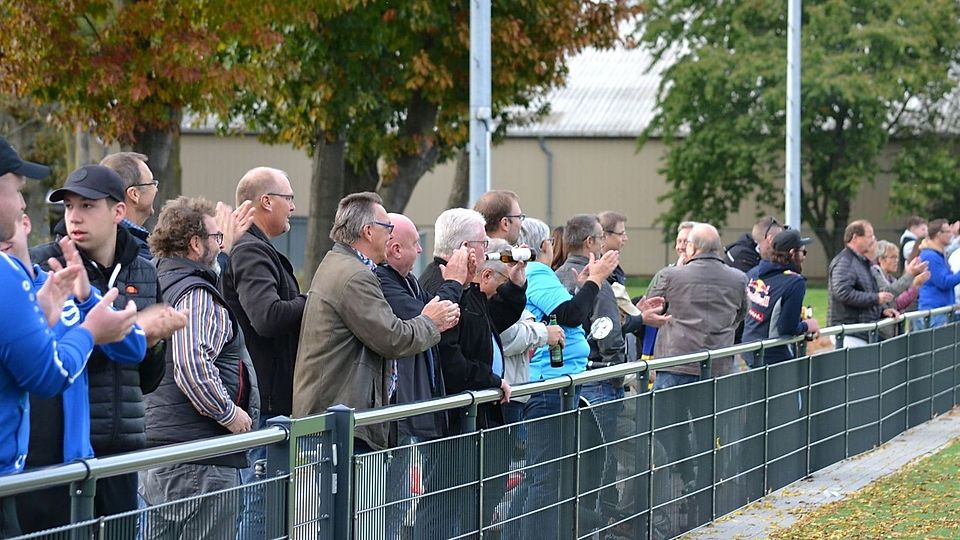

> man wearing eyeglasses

[
  {"left": 294, "top": 193, "right": 461, "bottom": 453},
  {"left": 743, "top": 229, "right": 820, "bottom": 367},
  {"left": 141, "top": 196, "right": 259, "bottom": 539},
  {"left": 725, "top": 216, "right": 783, "bottom": 274},
  {"left": 100, "top": 152, "right": 157, "bottom": 259},
  {"left": 474, "top": 189, "right": 525, "bottom": 245},
  {"left": 221, "top": 166, "right": 305, "bottom": 539}
]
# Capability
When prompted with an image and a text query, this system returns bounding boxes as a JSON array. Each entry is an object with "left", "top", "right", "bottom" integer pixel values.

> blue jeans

[
  {"left": 914, "top": 313, "right": 949, "bottom": 330},
  {"left": 653, "top": 371, "right": 699, "bottom": 390},
  {"left": 236, "top": 416, "right": 267, "bottom": 540},
  {"left": 520, "top": 388, "right": 579, "bottom": 539},
  {"left": 580, "top": 380, "right": 625, "bottom": 520}
]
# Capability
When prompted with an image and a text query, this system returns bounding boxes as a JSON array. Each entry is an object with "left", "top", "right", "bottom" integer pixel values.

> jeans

[
  {"left": 520, "top": 388, "right": 579, "bottom": 539},
  {"left": 652, "top": 371, "right": 699, "bottom": 390},
  {"left": 913, "top": 314, "right": 949, "bottom": 330},
  {"left": 236, "top": 416, "right": 267, "bottom": 540},
  {"left": 580, "top": 380, "right": 625, "bottom": 521}
]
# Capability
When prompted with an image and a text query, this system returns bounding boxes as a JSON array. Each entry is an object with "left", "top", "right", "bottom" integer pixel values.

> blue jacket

[
  {"left": 29, "top": 267, "right": 146, "bottom": 464},
  {"left": 0, "top": 254, "right": 93, "bottom": 475},
  {"left": 743, "top": 260, "right": 809, "bottom": 366},
  {"left": 524, "top": 262, "right": 590, "bottom": 380},
  {"left": 918, "top": 245, "right": 960, "bottom": 310}
]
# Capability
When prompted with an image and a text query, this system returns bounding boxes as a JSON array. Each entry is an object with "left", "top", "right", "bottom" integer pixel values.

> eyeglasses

[
  {"left": 504, "top": 214, "right": 526, "bottom": 222},
  {"left": 370, "top": 221, "right": 395, "bottom": 233},
  {"left": 267, "top": 192, "right": 295, "bottom": 203},
  {"left": 605, "top": 230, "right": 627, "bottom": 237},
  {"left": 202, "top": 232, "right": 224, "bottom": 246},
  {"left": 764, "top": 217, "right": 781, "bottom": 239},
  {"left": 464, "top": 239, "right": 490, "bottom": 249},
  {"left": 131, "top": 180, "right": 159, "bottom": 189}
]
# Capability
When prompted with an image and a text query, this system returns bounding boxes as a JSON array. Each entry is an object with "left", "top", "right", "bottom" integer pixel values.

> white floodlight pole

[
  {"left": 469, "top": 0, "right": 492, "bottom": 206},
  {"left": 785, "top": 0, "right": 802, "bottom": 230}
]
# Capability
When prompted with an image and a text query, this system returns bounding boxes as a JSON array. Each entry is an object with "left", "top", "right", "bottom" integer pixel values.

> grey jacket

[
  {"left": 555, "top": 254, "right": 626, "bottom": 366},
  {"left": 500, "top": 309, "right": 548, "bottom": 403},
  {"left": 293, "top": 243, "right": 441, "bottom": 450},
  {"left": 646, "top": 252, "right": 748, "bottom": 377}
]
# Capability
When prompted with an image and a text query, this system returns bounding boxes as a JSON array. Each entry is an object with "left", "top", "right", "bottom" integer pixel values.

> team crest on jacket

[
  {"left": 747, "top": 278, "right": 771, "bottom": 307},
  {"left": 60, "top": 299, "right": 81, "bottom": 326}
]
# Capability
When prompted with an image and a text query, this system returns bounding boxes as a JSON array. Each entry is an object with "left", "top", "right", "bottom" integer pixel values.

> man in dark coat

[
  {"left": 221, "top": 166, "right": 306, "bottom": 539},
  {"left": 376, "top": 213, "right": 467, "bottom": 540}
]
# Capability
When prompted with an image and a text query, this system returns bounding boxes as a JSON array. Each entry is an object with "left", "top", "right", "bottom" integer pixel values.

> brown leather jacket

[
  {"left": 647, "top": 252, "right": 748, "bottom": 377},
  {"left": 293, "top": 243, "right": 440, "bottom": 449}
]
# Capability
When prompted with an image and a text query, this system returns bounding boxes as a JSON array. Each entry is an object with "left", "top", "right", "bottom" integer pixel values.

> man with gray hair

[
  {"left": 420, "top": 217, "right": 526, "bottom": 534},
  {"left": 294, "top": 192, "right": 461, "bottom": 453},
  {"left": 647, "top": 223, "right": 748, "bottom": 388},
  {"left": 100, "top": 152, "right": 157, "bottom": 258}
]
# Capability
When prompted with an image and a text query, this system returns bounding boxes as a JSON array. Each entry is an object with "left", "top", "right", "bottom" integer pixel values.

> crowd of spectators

[{"left": 2, "top": 133, "right": 959, "bottom": 538}]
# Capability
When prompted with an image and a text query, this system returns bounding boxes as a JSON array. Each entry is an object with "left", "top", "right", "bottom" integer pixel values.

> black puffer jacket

[
  {"left": 29, "top": 225, "right": 164, "bottom": 458},
  {"left": 827, "top": 246, "right": 881, "bottom": 332}
]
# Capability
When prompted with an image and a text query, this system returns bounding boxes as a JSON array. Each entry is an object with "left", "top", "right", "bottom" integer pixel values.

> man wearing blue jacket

[
  {"left": 918, "top": 218, "right": 960, "bottom": 328},
  {"left": 0, "top": 137, "right": 139, "bottom": 536},
  {"left": 743, "top": 229, "right": 820, "bottom": 367}
]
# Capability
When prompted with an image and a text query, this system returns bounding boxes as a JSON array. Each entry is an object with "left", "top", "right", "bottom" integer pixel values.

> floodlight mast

[
  {"left": 785, "top": 0, "right": 802, "bottom": 230},
  {"left": 469, "top": 0, "right": 492, "bottom": 206}
]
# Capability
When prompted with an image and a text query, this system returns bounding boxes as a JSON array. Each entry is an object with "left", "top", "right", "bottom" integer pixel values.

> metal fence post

[
  {"left": 265, "top": 416, "right": 294, "bottom": 539},
  {"left": 560, "top": 378, "right": 577, "bottom": 538},
  {"left": 328, "top": 405, "right": 357, "bottom": 540},
  {"left": 68, "top": 465, "right": 96, "bottom": 524},
  {"left": 700, "top": 352, "right": 712, "bottom": 380}
]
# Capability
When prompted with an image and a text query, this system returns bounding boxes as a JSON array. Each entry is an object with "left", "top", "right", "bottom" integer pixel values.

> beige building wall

[{"left": 180, "top": 133, "right": 906, "bottom": 279}]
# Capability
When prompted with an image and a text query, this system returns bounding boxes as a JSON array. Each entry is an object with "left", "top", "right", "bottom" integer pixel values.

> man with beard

[
  {"left": 743, "top": 229, "right": 821, "bottom": 367},
  {"left": 141, "top": 196, "right": 259, "bottom": 540}
]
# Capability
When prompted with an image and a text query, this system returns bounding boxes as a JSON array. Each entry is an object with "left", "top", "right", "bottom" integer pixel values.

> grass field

[
  {"left": 625, "top": 277, "right": 829, "bottom": 325},
  {"left": 770, "top": 437, "right": 960, "bottom": 539}
]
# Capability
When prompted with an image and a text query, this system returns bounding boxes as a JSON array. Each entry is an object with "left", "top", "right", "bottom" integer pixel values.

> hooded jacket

[
  {"left": 30, "top": 224, "right": 165, "bottom": 458},
  {"left": 742, "top": 260, "right": 809, "bottom": 366}
]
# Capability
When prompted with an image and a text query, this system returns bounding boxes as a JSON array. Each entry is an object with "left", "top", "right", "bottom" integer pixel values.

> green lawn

[
  {"left": 770, "top": 437, "right": 960, "bottom": 539},
  {"left": 626, "top": 276, "right": 828, "bottom": 325}
]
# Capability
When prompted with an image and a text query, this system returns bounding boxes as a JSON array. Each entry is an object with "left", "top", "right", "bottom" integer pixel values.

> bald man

[
  {"left": 375, "top": 213, "right": 470, "bottom": 537},
  {"left": 221, "top": 166, "right": 305, "bottom": 539},
  {"left": 646, "top": 223, "right": 748, "bottom": 389}
]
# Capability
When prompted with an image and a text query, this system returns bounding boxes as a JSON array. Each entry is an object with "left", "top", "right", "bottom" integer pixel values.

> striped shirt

[{"left": 171, "top": 288, "right": 238, "bottom": 426}]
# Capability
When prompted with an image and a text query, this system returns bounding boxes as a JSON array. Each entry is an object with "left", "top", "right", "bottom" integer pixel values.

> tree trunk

[
  {"left": 344, "top": 158, "right": 380, "bottom": 195},
  {"left": 445, "top": 147, "right": 469, "bottom": 209},
  {"left": 304, "top": 132, "right": 346, "bottom": 278},
  {"left": 131, "top": 113, "right": 182, "bottom": 229},
  {"left": 378, "top": 92, "right": 441, "bottom": 213}
]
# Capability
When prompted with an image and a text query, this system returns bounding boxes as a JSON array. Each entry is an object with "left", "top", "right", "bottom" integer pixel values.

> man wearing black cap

[
  {"left": 25, "top": 164, "right": 182, "bottom": 526},
  {"left": 743, "top": 229, "right": 821, "bottom": 367}
]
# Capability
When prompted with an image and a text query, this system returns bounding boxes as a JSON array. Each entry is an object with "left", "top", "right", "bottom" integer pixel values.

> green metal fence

[{"left": 1, "top": 307, "right": 958, "bottom": 540}]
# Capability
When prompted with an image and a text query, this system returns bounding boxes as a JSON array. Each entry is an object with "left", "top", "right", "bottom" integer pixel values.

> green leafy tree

[
  {"left": 0, "top": 0, "right": 290, "bottom": 209},
  {"left": 232, "top": 1, "right": 639, "bottom": 275},
  {"left": 637, "top": 0, "right": 960, "bottom": 262}
]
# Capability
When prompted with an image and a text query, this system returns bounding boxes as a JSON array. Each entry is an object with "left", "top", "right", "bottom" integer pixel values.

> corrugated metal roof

[{"left": 507, "top": 46, "right": 674, "bottom": 138}]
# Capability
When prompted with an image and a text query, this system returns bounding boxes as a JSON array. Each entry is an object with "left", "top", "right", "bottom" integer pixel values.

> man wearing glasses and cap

[
  {"left": 725, "top": 216, "right": 784, "bottom": 274},
  {"left": 743, "top": 229, "right": 821, "bottom": 367}
]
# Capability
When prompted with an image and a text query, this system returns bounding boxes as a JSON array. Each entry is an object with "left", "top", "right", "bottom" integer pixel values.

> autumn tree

[
  {"left": 637, "top": 0, "right": 960, "bottom": 262},
  {"left": 0, "top": 0, "right": 291, "bottom": 208},
  {"left": 232, "top": 1, "right": 640, "bottom": 275}
]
